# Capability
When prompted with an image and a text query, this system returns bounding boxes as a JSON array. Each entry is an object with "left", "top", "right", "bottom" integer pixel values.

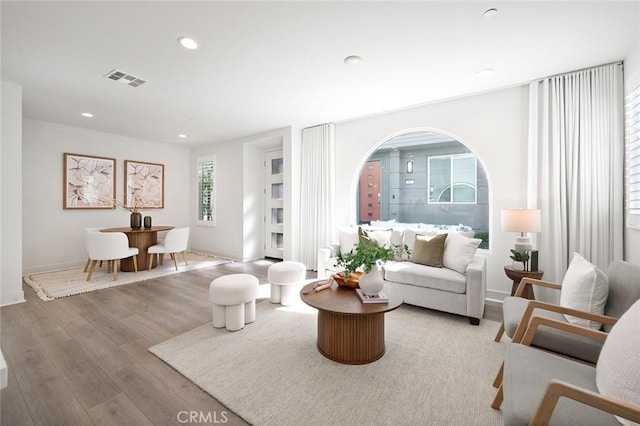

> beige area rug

[
  {"left": 24, "top": 252, "right": 232, "bottom": 301},
  {"left": 150, "top": 300, "right": 504, "bottom": 426}
]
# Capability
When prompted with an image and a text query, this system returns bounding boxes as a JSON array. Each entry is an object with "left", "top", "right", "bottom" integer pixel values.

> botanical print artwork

[
  {"left": 63, "top": 153, "right": 116, "bottom": 209},
  {"left": 125, "top": 160, "right": 164, "bottom": 209}
]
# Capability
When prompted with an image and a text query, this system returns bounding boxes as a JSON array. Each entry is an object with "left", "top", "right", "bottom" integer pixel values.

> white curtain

[
  {"left": 299, "top": 123, "right": 335, "bottom": 270},
  {"left": 528, "top": 63, "right": 624, "bottom": 290}
]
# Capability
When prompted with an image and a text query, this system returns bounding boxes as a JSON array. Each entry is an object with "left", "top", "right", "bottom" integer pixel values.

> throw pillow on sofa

[
  {"left": 358, "top": 227, "right": 393, "bottom": 248},
  {"left": 442, "top": 232, "right": 482, "bottom": 274},
  {"left": 403, "top": 228, "right": 437, "bottom": 251},
  {"left": 560, "top": 252, "right": 609, "bottom": 330},
  {"left": 412, "top": 234, "right": 448, "bottom": 267},
  {"left": 338, "top": 227, "right": 359, "bottom": 254}
]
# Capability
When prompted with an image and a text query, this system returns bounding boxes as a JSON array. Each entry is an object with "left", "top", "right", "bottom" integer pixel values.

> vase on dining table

[{"left": 130, "top": 212, "right": 142, "bottom": 229}]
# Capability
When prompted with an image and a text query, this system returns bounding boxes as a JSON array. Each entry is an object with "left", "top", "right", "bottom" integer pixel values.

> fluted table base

[{"left": 316, "top": 311, "right": 385, "bottom": 365}]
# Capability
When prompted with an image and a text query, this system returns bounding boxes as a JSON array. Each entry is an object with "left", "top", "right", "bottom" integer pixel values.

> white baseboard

[
  {"left": 1, "top": 290, "right": 25, "bottom": 307},
  {"left": 486, "top": 289, "right": 510, "bottom": 302}
]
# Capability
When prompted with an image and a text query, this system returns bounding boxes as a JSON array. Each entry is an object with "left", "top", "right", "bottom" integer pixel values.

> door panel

[{"left": 264, "top": 151, "right": 284, "bottom": 259}]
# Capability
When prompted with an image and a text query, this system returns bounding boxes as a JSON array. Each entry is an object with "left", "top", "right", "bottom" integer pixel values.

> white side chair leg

[
  {"left": 270, "top": 284, "right": 281, "bottom": 304},
  {"left": 212, "top": 304, "right": 226, "bottom": 328},
  {"left": 225, "top": 304, "right": 244, "bottom": 331},
  {"left": 244, "top": 299, "right": 256, "bottom": 324}
]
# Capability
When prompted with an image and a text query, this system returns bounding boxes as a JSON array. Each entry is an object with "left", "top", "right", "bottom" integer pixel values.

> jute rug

[
  {"left": 150, "top": 300, "right": 504, "bottom": 426},
  {"left": 24, "top": 252, "right": 232, "bottom": 301}
]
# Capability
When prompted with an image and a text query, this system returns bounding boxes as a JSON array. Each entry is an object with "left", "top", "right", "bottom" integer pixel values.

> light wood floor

[{"left": 1, "top": 260, "right": 502, "bottom": 425}]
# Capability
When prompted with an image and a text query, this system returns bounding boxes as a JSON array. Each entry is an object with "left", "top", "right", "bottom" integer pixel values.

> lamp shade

[{"left": 501, "top": 209, "right": 541, "bottom": 233}]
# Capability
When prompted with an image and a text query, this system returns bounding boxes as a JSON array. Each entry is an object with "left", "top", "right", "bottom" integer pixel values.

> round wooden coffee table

[{"left": 300, "top": 282, "right": 403, "bottom": 365}]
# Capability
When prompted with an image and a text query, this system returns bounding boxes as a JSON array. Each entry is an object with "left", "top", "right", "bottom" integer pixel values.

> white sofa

[{"left": 317, "top": 226, "right": 487, "bottom": 325}]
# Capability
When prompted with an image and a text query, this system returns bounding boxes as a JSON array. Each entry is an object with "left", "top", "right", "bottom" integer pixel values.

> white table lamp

[{"left": 501, "top": 209, "right": 541, "bottom": 254}]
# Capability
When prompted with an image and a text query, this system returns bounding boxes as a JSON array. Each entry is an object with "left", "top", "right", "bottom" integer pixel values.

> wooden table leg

[{"left": 121, "top": 231, "right": 157, "bottom": 272}]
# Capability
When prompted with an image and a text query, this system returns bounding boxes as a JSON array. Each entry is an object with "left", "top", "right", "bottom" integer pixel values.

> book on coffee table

[{"left": 355, "top": 288, "right": 389, "bottom": 304}]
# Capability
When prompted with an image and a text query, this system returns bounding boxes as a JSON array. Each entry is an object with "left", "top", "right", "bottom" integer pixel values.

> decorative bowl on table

[{"left": 332, "top": 271, "right": 362, "bottom": 289}]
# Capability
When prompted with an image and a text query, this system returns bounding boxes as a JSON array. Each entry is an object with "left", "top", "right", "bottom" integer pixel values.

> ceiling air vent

[{"left": 104, "top": 69, "right": 147, "bottom": 88}]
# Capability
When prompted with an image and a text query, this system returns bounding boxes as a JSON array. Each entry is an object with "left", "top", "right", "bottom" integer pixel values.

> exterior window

[
  {"left": 428, "top": 154, "right": 477, "bottom": 204},
  {"left": 627, "top": 82, "right": 640, "bottom": 225},
  {"left": 198, "top": 156, "right": 215, "bottom": 224},
  {"left": 356, "top": 130, "right": 489, "bottom": 249}
]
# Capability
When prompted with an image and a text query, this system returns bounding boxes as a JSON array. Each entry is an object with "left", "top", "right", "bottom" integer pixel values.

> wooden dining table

[{"left": 100, "top": 226, "right": 174, "bottom": 272}]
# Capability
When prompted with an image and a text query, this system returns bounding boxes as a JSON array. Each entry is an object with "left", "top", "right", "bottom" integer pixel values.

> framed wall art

[
  {"left": 124, "top": 160, "right": 165, "bottom": 209},
  {"left": 63, "top": 153, "right": 116, "bottom": 209}
]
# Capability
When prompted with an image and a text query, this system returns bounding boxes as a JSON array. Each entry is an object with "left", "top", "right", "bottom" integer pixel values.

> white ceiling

[{"left": 2, "top": 1, "right": 638, "bottom": 147}]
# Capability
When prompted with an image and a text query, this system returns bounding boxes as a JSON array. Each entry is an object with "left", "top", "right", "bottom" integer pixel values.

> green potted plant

[
  {"left": 335, "top": 241, "right": 410, "bottom": 292},
  {"left": 509, "top": 249, "right": 530, "bottom": 271}
]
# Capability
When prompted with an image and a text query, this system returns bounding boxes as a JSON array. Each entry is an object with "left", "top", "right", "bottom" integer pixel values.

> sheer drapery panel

[
  {"left": 299, "top": 123, "right": 335, "bottom": 270},
  {"left": 528, "top": 64, "right": 624, "bottom": 296}
]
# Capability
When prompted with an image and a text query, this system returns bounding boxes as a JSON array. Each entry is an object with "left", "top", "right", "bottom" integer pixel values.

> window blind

[{"left": 626, "top": 83, "right": 640, "bottom": 217}]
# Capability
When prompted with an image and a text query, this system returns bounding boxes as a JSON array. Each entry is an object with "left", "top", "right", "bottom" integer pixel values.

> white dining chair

[
  {"left": 83, "top": 227, "right": 103, "bottom": 272},
  {"left": 86, "top": 232, "right": 139, "bottom": 281},
  {"left": 147, "top": 227, "right": 190, "bottom": 271}
]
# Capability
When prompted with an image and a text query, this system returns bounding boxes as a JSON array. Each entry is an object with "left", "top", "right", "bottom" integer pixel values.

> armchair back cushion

[
  {"left": 602, "top": 260, "right": 640, "bottom": 332},
  {"left": 596, "top": 299, "right": 640, "bottom": 426},
  {"left": 560, "top": 252, "right": 609, "bottom": 330}
]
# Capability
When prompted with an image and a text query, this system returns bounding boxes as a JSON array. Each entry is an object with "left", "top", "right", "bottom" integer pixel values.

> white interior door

[{"left": 264, "top": 150, "right": 284, "bottom": 259}]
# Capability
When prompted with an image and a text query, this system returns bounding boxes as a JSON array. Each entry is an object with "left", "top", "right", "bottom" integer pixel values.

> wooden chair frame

[
  {"left": 492, "top": 277, "right": 618, "bottom": 391},
  {"left": 494, "top": 277, "right": 562, "bottom": 342},
  {"left": 491, "top": 316, "right": 608, "bottom": 410},
  {"left": 531, "top": 379, "right": 640, "bottom": 425}
]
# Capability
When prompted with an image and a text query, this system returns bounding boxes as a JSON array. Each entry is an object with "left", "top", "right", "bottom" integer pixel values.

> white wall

[
  {"left": 191, "top": 127, "right": 294, "bottom": 262},
  {"left": 624, "top": 3, "right": 640, "bottom": 266},
  {"left": 1, "top": 82, "right": 25, "bottom": 306},
  {"left": 22, "top": 119, "right": 191, "bottom": 274},
  {"left": 335, "top": 86, "right": 530, "bottom": 300}
]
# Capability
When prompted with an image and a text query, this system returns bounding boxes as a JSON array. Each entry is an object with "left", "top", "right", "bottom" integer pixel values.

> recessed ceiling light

[
  {"left": 344, "top": 55, "right": 362, "bottom": 65},
  {"left": 476, "top": 68, "right": 495, "bottom": 78},
  {"left": 178, "top": 134, "right": 187, "bottom": 139},
  {"left": 483, "top": 8, "right": 498, "bottom": 18},
  {"left": 178, "top": 36, "right": 198, "bottom": 50},
  {"left": 81, "top": 112, "right": 93, "bottom": 118}
]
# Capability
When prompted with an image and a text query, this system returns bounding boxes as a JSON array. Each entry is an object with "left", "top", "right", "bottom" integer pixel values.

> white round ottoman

[
  {"left": 209, "top": 274, "right": 259, "bottom": 331},
  {"left": 268, "top": 261, "right": 306, "bottom": 306}
]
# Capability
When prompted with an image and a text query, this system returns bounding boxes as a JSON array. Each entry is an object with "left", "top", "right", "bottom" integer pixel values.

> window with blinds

[
  {"left": 197, "top": 155, "right": 215, "bottom": 225},
  {"left": 627, "top": 82, "right": 640, "bottom": 223}
]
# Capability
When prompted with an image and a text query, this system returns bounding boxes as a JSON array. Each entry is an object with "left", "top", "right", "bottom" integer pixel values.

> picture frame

[
  {"left": 124, "top": 160, "right": 164, "bottom": 209},
  {"left": 63, "top": 153, "right": 116, "bottom": 209}
]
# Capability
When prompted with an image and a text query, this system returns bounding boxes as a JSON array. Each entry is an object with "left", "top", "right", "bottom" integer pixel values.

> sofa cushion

[
  {"left": 596, "top": 299, "right": 640, "bottom": 426},
  {"left": 403, "top": 228, "right": 437, "bottom": 251},
  {"left": 338, "top": 226, "right": 359, "bottom": 255},
  {"left": 442, "top": 232, "right": 482, "bottom": 274},
  {"left": 412, "top": 234, "right": 447, "bottom": 268},
  {"left": 560, "top": 252, "right": 609, "bottom": 330},
  {"left": 359, "top": 226, "right": 393, "bottom": 248},
  {"left": 383, "top": 261, "right": 466, "bottom": 294}
]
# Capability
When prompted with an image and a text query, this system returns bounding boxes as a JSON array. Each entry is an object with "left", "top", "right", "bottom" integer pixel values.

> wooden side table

[{"left": 504, "top": 265, "right": 544, "bottom": 299}]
